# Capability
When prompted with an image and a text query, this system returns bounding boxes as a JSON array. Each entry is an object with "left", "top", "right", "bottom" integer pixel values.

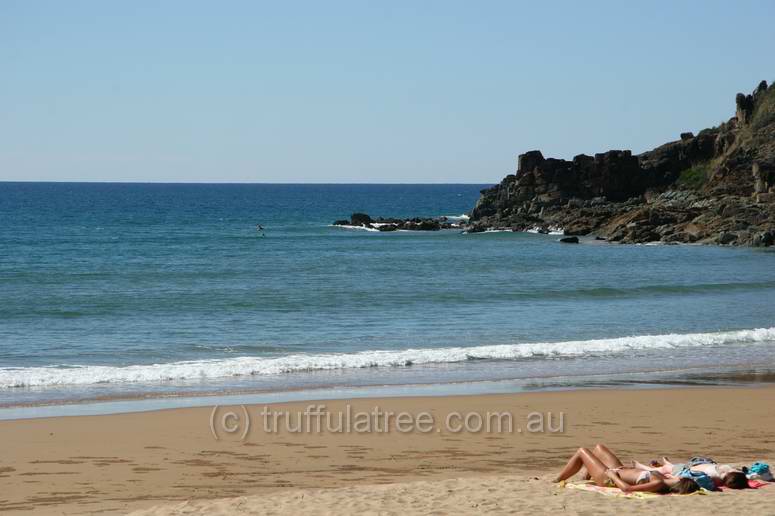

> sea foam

[
  {"left": 329, "top": 224, "right": 381, "bottom": 232},
  {"left": 2, "top": 327, "right": 774, "bottom": 389},
  {"left": 444, "top": 214, "right": 470, "bottom": 221}
]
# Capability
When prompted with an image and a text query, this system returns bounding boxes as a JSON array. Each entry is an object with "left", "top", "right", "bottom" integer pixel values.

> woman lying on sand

[
  {"left": 634, "top": 456, "right": 749, "bottom": 489},
  {"left": 554, "top": 444, "right": 699, "bottom": 494}
]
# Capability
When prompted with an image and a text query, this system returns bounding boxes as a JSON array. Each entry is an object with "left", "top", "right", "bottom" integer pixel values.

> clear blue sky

[{"left": 2, "top": 1, "right": 774, "bottom": 183}]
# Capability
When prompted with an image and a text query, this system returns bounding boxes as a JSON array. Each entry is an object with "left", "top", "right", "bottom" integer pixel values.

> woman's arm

[
  {"left": 605, "top": 470, "right": 633, "bottom": 491},
  {"left": 621, "top": 479, "right": 666, "bottom": 493},
  {"left": 633, "top": 461, "right": 672, "bottom": 476},
  {"left": 605, "top": 470, "right": 665, "bottom": 493}
]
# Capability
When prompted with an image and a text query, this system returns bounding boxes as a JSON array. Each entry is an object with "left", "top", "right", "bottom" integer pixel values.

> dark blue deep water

[{"left": 2, "top": 182, "right": 775, "bottom": 406}]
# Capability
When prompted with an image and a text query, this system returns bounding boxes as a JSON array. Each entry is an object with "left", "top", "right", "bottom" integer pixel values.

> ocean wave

[
  {"left": 525, "top": 226, "right": 564, "bottom": 235},
  {"left": 2, "top": 328, "right": 774, "bottom": 389},
  {"left": 329, "top": 224, "right": 380, "bottom": 232},
  {"left": 463, "top": 228, "right": 514, "bottom": 234}
]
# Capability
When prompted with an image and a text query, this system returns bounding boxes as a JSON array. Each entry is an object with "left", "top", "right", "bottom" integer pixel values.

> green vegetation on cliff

[
  {"left": 751, "top": 83, "right": 775, "bottom": 130},
  {"left": 677, "top": 162, "right": 711, "bottom": 190}
]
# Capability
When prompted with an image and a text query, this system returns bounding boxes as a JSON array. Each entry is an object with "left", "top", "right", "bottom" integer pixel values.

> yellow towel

[{"left": 562, "top": 480, "right": 661, "bottom": 499}]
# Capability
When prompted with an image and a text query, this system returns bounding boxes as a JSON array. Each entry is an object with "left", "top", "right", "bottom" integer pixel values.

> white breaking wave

[
  {"left": 330, "top": 224, "right": 380, "bottom": 232},
  {"left": 2, "top": 327, "right": 774, "bottom": 389},
  {"left": 444, "top": 214, "right": 470, "bottom": 221},
  {"left": 526, "top": 226, "right": 564, "bottom": 235}
]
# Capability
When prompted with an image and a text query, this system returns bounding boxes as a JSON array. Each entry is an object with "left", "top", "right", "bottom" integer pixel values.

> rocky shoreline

[
  {"left": 334, "top": 79, "right": 774, "bottom": 246},
  {"left": 468, "top": 79, "right": 775, "bottom": 246},
  {"left": 333, "top": 213, "right": 464, "bottom": 232}
]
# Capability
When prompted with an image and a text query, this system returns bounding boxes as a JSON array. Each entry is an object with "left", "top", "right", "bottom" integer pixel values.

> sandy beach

[{"left": 1, "top": 386, "right": 774, "bottom": 514}]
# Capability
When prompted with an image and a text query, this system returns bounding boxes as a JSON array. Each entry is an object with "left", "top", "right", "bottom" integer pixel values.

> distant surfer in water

[{"left": 256, "top": 224, "right": 265, "bottom": 237}]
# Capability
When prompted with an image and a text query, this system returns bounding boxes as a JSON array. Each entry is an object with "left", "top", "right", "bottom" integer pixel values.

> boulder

[
  {"left": 418, "top": 220, "right": 441, "bottom": 231},
  {"left": 662, "top": 232, "right": 691, "bottom": 243},
  {"left": 564, "top": 222, "right": 595, "bottom": 235},
  {"left": 718, "top": 232, "right": 738, "bottom": 245},
  {"left": 559, "top": 236, "right": 579, "bottom": 244},
  {"left": 683, "top": 223, "right": 706, "bottom": 239},
  {"left": 752, "top": 231, "right": 774, "bottom": 247},
  {"left": 351, "top": 213, "right": 373, "bottom": 225}
]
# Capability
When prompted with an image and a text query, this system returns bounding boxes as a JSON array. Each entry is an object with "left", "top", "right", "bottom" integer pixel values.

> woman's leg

[
  {"left": 581, "top": 444, "right": 622, "bottom": 480},
  {"left": 592, "top": 444, "right": 624, "bottom": 469},
  {"left": 554, "top": 447, "right": 609, "bottom": 485}
]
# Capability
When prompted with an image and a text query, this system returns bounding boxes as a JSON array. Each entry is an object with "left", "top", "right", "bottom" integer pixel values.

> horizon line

[{"left": 0, "top": 180, "right": 496, "bottom": 185}]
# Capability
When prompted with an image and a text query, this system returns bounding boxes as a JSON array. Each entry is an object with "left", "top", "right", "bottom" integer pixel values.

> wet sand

[{"left": 1, "top": 386, "right": 774, "bottom": 514}]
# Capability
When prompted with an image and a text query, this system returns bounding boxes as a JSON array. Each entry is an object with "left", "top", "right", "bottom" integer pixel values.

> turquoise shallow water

[{"left": 1, "top": 182, "right": 775, "bottom": 406}]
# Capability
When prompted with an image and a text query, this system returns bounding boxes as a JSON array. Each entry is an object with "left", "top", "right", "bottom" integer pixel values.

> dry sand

[{"left": 1, "top": 386, "right": 774, "bottom": 515}]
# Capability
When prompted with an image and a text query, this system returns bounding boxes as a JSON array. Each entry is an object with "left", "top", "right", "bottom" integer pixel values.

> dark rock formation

[
  {"left": 559, "top": 236, "right": 579, "bottom": 244},
  {"left": 470, "top": 79, "right": 775, "bottom": 246},
  {"left": 333, "top": 213, "right": 461, "bottom": 231},
  {"left": 736, "top": 93, "right": 755, "bottom": 125},
  {"left": 350, "top": 213, "right": 373, "bottom": 226}
]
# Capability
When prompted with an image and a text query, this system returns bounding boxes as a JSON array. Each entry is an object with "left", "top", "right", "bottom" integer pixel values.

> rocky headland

[{"left": 469, "top": 79, "right": 775, "bottom": 246}]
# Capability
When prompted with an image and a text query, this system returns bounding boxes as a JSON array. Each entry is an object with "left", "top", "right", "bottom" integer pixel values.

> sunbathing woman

[
  {"left": 554, "top": 444, "right": 699, "bottom": 494},
  {"left": 634, "top": 456, "right": 748, "bottom": 489}
]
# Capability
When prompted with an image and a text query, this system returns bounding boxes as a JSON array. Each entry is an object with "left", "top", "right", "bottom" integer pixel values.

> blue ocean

[{"left": 2, "top": 183, "right": 775, "bottom": 408}]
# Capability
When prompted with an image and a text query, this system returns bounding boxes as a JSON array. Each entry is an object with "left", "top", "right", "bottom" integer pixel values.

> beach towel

[
  {"left": 561, "top": 480, "right": 712, "bottom": 498},
  {"left": 561, "top": 480, "right": 660, "bottom": 499},
  {"left": 748, "top": 479, "right": 770, "bottom": 489}
]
